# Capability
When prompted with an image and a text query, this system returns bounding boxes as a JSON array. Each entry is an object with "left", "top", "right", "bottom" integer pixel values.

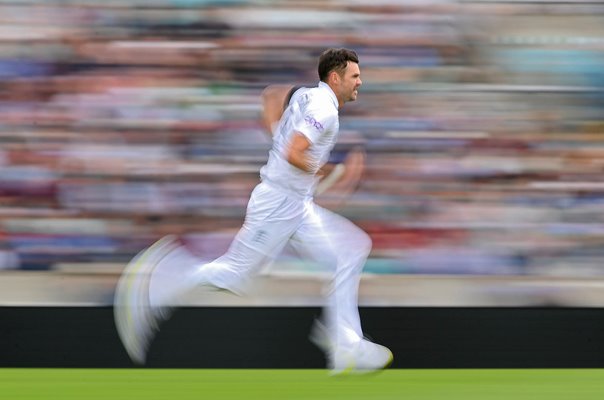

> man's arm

[
  {"left": 287, "top": 132, "right": 314, "bottom": 173},
  {"left": 261, "top": 84, "right": 314, "bottom": 173},
  {"left": 261, "top": 84, "right": 294, "bottom": 137},
  {"left": 262, "top": 84, "right": 316, "bottom": 173}
]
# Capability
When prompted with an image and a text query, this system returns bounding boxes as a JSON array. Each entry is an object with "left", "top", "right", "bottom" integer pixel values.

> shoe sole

[
  {"left": 114, "top": 236, "right": 177, "bottom": 365},
  {"left": 330, "top": 350, "right": 394, "bottom": 377}
]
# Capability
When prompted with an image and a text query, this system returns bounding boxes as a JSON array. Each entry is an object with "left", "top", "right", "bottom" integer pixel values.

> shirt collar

[{"left": 318, "top": 81, "right": 339, "bottom": 109}]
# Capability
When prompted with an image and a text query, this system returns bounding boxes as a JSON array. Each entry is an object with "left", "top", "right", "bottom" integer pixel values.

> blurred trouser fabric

[{"left": 199, "top": 181, "right": 372, "bottom": 350}]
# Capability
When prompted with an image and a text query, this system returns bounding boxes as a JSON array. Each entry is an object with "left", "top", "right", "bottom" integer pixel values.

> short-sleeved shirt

[{"left": 260, "top": 81, "right": 340, "bottom": 198}]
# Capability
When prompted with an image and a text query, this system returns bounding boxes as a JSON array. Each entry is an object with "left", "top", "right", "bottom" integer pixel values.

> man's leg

[
  {"left": 151, "top": 182, "right": 306, "bottom": 303},
  {"left": 289, "top": 202, "right": 369, "bottom": 347},
  {"left": 288, "top": 201, "right": 392, "bottom": 373},
  {"left": 115, "top": 182, "right": 303, "bottom": 364}
]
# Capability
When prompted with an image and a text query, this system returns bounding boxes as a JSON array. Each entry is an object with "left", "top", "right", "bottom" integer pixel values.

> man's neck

[{"left": 319, "top": 81, "right": 341, "bottom": 109}]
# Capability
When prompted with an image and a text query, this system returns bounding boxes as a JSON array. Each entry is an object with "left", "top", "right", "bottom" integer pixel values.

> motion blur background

[{"left": 0, "top": 0, "right": 603, "bottom": 306}]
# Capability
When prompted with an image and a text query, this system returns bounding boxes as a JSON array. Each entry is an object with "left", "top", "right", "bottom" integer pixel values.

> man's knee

[
  {"left": 348, "top": 230, "right": 372, "bottom": 261},
  {"left": 360, "top": 231, "right": 373, "bottom": 257}
]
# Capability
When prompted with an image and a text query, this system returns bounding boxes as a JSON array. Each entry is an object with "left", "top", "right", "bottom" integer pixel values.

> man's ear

[{"left": 329, "top": 70, "right": 340, "bottom": 85}]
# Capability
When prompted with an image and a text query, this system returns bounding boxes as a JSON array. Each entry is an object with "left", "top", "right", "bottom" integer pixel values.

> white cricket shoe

[
  {"left": 114, "top": 235, "right": 181, "bottom": 365},
  {"left": 147, "top": 238, "right": 207, "bottom": 315},
  {"left": 331, "top": 339, "right": 393, "bottom": 375},
  {"left": 309, "top": 319, "right": 393, "bottom": 375}
]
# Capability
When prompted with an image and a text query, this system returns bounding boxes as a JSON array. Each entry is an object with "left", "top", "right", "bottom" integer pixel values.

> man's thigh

[
  {"left": 234, "top": 183, "right": 305, "bottom": 259},
  {"left": 288, "top": 202, "right": 369, "bottom": 266}
]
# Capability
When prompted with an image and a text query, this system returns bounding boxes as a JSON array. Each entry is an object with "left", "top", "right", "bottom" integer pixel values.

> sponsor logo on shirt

[{"left": 304, "top": 115, "right": 324, "bottom": 132}]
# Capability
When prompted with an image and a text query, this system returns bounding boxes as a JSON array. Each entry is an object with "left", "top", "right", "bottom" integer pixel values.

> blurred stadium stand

[{"left": 0, "top": 0, "right": 603, "bottom": 305}]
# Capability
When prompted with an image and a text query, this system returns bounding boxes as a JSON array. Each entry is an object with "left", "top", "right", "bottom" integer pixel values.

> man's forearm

[
  {"left": 287, "top": 150, "right": 314, "bottom": 173},
  {"left": 287, "top": 132, "right": 315, "bottom": 173},
  {"left": 261, "top": 84, "right": 293, "bottom": 137},
  {"left": 318, "top": 163, "right": 335, "bottom": 177}
]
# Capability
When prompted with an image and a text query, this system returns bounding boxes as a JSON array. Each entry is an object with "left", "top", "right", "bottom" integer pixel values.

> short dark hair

[{"left": 318, "top": 48, "right": 359, "bottom": 82}]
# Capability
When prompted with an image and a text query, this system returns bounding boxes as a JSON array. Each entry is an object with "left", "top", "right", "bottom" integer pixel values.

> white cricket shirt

[{"left": 260, "top": 81, "right": 340, "bottom": 198}]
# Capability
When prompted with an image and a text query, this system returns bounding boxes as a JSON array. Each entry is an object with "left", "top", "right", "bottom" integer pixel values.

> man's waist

[{"left": 259, "top": 176, "right": 315, "bottom": 200}]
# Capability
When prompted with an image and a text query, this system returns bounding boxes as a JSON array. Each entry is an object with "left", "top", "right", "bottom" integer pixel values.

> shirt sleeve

[{"left": 293, "top": 101, "right": 337, "bottom": 144}]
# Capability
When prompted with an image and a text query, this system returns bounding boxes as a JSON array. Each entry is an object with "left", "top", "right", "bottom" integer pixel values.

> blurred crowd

[{"left": 0, "top": 0, "right": 603, "bottom": 278}]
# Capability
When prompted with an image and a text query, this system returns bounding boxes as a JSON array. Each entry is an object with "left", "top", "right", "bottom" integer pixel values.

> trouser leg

[
  {"left": 195, "top": 183, "right": 304, "bottom": 294},
  {"left": 288, "top": 201, "right": 372, "bottom": 350}
]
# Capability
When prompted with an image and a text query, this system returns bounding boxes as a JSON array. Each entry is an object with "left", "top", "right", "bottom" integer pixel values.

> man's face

[{"left": 339, "top": 61, "right": 362, "bottom": 103}]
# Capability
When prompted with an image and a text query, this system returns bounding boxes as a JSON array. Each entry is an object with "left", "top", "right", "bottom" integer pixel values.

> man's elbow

[
  {"left": 286, "top": 148, "right": 297, "bottom": 166},
  {"left": 286, "top": 149, "right": 308, "bottom": 172}
]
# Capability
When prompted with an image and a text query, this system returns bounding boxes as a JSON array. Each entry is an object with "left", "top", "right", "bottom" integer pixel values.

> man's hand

[
  {"left": 316, "top": 147, "right": 366, "bottom": 208},
  {"left": 261, "top": 84, "right": 294, "bottom": 138}
]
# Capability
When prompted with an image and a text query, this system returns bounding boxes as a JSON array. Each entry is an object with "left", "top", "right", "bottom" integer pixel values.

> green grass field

[{"left": 2, "top": 369, "right": 604, "bottom": 400}]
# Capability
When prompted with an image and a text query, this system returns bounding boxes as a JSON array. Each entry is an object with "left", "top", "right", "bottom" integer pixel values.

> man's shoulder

[{"left": 303, "top": 87, "right": 337, "bottom": 113}]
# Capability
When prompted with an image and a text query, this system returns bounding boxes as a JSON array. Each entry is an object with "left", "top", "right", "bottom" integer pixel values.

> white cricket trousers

[{"left": 198, "top": 181, "right": 372, "bottom": 351}]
